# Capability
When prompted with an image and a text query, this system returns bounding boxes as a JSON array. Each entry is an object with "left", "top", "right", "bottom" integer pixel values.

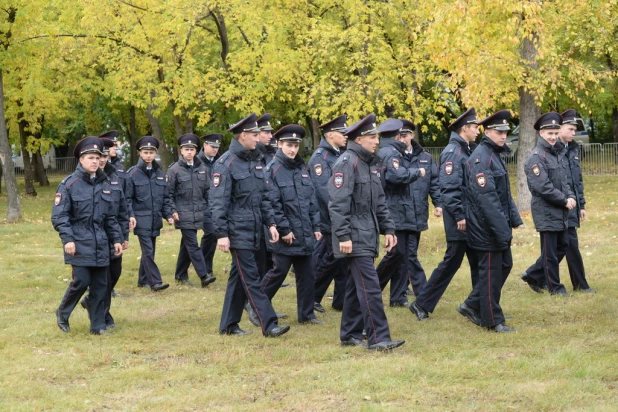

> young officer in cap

[
  {"left": 52, "top": 137, "right": 123, "bottom": 334},
  {"left": 521, "top": 112, "right": 576, "bottom": 296},
  {"left": 176, "top": 134, "right": 222, "bottom": 282},
  {"left": 99, "top": 130, "right": 126, "bottom": 188},
  {"left": 329, "top": 114, "right": 404, "bottom": 351},
  {"left": 309, "top": 114, "right": 349, "bottom": 313},
  {"left": 167, "top": 134, "right": 216, "bottom": 287},
  {"left": 555, "top": 110, "right": 594, "bottom": 292},
  {"left": 211, "top": 113, "right": 290, "bottom": 337},
  {"left": 260, "top": 125, "right": 324, "bottom": 324},
  {"left": 125, "top": 136, "right": 173, "bottom": 290},
  {"left": 459, "top": 110, "right": 522, "bottom": 332},
  {"left": 373, "top": 118, "right": 425, "bottom": 307},
  {"left": 410, "top": 108, "right": 480, "bottom": 321},
  {"left": 80, "top": 138, "right": 130, "bottom": 328}
]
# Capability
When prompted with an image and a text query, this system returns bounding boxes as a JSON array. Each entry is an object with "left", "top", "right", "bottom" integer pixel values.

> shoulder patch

[
  {"left": 476, "top": 173, "right": 486, "bottom": 188},
  {"left": 532, "top": 164, "right": 540, "bottom": 176},
  {"left": 333, "top": 172, "right": 344, "bottom": 188},
  {"left": 314, "top": 163, "right": 323, "bottom": 176},
  {"left": 54, "top": 193, "right": 62, "bottom": 206},
  {"left": 213, "top": 173, "right": 221, "bottom": 187},
  {"left": 392, "top": 158, "right": 400, "bottom": 169},
  {"left": 444, "top": 161, "right": 454, "bottom": 175}
]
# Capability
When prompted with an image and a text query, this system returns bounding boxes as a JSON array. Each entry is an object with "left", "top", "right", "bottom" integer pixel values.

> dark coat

[
  {"left": 465, "top": 136, "right": 523, "bottom": 251},
  {"left": 125, "top": 159, "right": 172, "bottom": 237},
  {"left": 167, "top": 157, "right": 210, "bottom": 230},
  {"left": 556, "top": 140, "right": 586, "bottom": 228},
  {"left": 103, "top": 163, "right": 129, "bottom": 260},
  {"left": 328, "top": 140, "right": 395, "bottom": 259},
  {"left": 439, "top": 132, "right": 476, "bottom": 241},
  {"left": 525, "top": 137, "right": 575, "bottom": 232},
  {"left": 257, "top": 143, "right": 277, "bottom": 167},
  {"left": 308, "top": 138, "right": 343, "bottom": 234},
  {"left": 266, "top": 150, "right": 320, "bottom": 256},
  {"left": 407, "top": 140, "right": 442, "bottom": 231},
  {"left": 197, "top": 150, "right": 219, "bottom": 233},
  {"left": 109, "top": 156, "right": 127, "bottom": 189},
  {"left": 210, "top": 138, "right": 275, "bottom": 250},
  {"left": 51, "top": 164, "right": 123, "bottom": 267}
]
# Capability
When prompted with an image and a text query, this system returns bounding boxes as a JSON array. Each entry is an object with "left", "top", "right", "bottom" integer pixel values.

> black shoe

[
  {"left": 276, "top": 312, "right": 288, "bottom": 319},
  {"left": 314, "top": 302, "right": 326, "bottom": 313},
  {"left": 490, "top": 323, "right": 516, "bottom": 333},
  {"left": 56, "top": 309, "right": 70, "bottom": 333},
  {"left": 577, "top": 287, "right": 596, "bottom": 293},
  {"left": 201, "top": 274, "right": 216, "bottom": 287},
  {"left": 220, "top": 328, "right": 252, "bottom": 336},
  {"left": 341, "top": 338, "right": 367, "bottom": 348},
  {"left": 90, "top": 329, "right": 108, "bottom": 335},
  {"left": 405, "top": 288, "right": 414, "bottom": 296},
  {"left": 551, "top": 290, "right": 571, "bottom": 297},
  {"left": 106, "top": 323, "right": 116, "bottom": 329},
  {"left": 137, "top": 283, "right": 150, "bottom": 288},
  {"left": 409, "top": 301, "right": 429, "bottom": 321},
  {"left": 151, "top": 283, "right": 170, "bottom": 292},
  {"left": 245, "top": 302, "right": 260, "bottom": 327},
  {"left": 176, "top": 279, "right": 195, "bottom": 287},
  {"left": 390, "top": 301, "right": 410, "bottom": 308},
  {"left": 331, "top": 305, "right": 343, "bottom": 312},
  {"left": 521, "top": 273, "right": 544, "bottom": 294},
  {"left": 281, "top": 282, "right": 290, "bottom": 288},
  {"left": 266, "top": 325, "right": 290, "bottom": 337},
  {"left": 300, "top": 318, "right": 325, "bottom": 325},
  {"left": 111, "top": 290, "right": 119, "bottom": 298},
  {"left": 368, "top": 340, "right": 405, "bottom": 351},
  {"left": 456, "top": 302, "right": 481, "bottom": 326}
]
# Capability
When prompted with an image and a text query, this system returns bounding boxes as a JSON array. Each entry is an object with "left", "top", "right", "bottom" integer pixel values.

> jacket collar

[
  {"left": 137, "top": 157, "right": 160, "bottom": 172},
  {"left": 449, "top": 131, "right": 473, "bottom": 155},
  {"left": 318, "top": 138, "right": 342, "bottom": 156},
  {"left": 379, "top": 137, "right": 406, "bottom": 155},
  {"left": 536, "top": 137, "right": 560, "bottom": 156},
  {"left": 480, "top": 135, "right": 508, "bottom": 154},
  {"left": 275, "top": 149, "right": 305, "bottom": 169},
  {"left": 178, "top": 156, "right": 203, "bottom": 170},
  {"left": 103, "top": 162, "right": 117, "bottom": 177},
  {"left": 76, "top": 164, "right": 107, "bottom": 184},
  {"left": 229, "top": 138, "right": 260, "bottom": 161},
  {"left": 410, "top": 139, "right": 423, "bottom": 156},
  {"left": 347, "top": 140, "right": 378, "bottom": 165}
]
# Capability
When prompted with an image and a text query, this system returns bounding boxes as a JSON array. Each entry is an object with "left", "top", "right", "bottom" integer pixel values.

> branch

[{"left": 237, "top": 25, "right": 252, "bottom": 47}]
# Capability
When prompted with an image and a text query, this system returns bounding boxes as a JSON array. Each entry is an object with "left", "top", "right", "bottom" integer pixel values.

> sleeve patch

[
  {"left": 54, "top": 193, "right": 62, "bottom": 206},
  {"left": 532, "top": 164, "right": 540, "bottom": 176},
  {"left": 314, "top": 163, "right": 323, "bottom": 176},
  {"left": 476, "top": 173, "right": 486, "bottom": 188},
  {"left": 444, "top": 161, "right": 454, "bottom": 175},
  {"left": 213, "top": 173, "right": 221, "bottom": 187},
  {"left": 392, "top": 158, "right": 400, "bottom": 169},
  {"left": 333, "top": 172, "right": 344, "bottom": 188}
]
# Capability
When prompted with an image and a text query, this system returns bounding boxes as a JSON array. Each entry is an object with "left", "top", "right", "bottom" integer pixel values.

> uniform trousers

[
  {"left": 376, "top": 231, "right": 426, "bottom": 305},
  {"left": 416, "top": 240, "right": 479, "bottom": 312},
  {"left": 562, "top": 227, "right": 590, "bottom": 290},
  {"left": 104, "top": 257, "right": 122, "bottom": 325},
  {"left": 58, "top": 266, "right": 108, "bottom": 332},
  {"left": 255, "top": 229, "right": 274, "bottom": 279},
  {"left": 313, "top": 233, "right": 347, "bottom": 310},
  {"left": 261, "top": 254, "right": 316, "bottom": 322},
  {"left": 465, "top": 248, "right": 512, "bottom": 327},
  {"left": 137, "top": 235, "right": 164, "bottom": 286},
  {"left": 220, "top": 249, "right": 278, "bottom": 335},
  {"left": 341, "top": 256, "right": 391, "bottom": 346},
  {"left": 526, "top": 230, "right": 568, "bottom": 294},
  {"left": 200, "top": 221, "right": 217, "bottom": 274},
  {"left": 175, "top": 229, "right": 209, "bottom": 281}
]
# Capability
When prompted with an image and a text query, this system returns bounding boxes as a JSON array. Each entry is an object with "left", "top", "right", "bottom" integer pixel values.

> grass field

[{"left": 1, "top": 176, "right": 618, "bottom": 411}]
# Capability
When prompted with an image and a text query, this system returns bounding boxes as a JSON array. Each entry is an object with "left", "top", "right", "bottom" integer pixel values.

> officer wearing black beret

[
  {"left": 211, "top": 113, "right": 290, "bottom": 337},
  {"left": 259, "top": 125, "right": 324, "bottom": 325},
  {"left": 521, "top": 112, "right": 576, "bottom": 296},
  {"left": 555, "top": 110, "right": 594, "bottom": 292},
  {"left": 309, "top": 114, "right": 349, "bottom": 314},
  {"left": 411, "top": 108, "right": 480, "bottom": 321},
  {"left": 99, "top": 130, "right": 126, "bottom": 188},
  {"left": 457, "top": 110, "right": 522, "bottom": 332},
  {"left": 167, "top": 134, "right": 216, "bottom": 288},
  {"left": 52, "top": 137, "right": 123, "bottom": 334},
  {"left": 125, "top": 136, "right": 173, "bottom": 290},
  {"left": 329, "top": 114, "right": 404, "bottom": 351}
]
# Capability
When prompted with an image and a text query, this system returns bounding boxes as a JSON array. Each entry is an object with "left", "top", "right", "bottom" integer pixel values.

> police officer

[
  {"left": 212, "top": 113, "right": 289, "bottom": 337},
  {"left": 556, "top": 110, "right": 594, "bottom": 292},
  {"left": 167, "top": 134, "right": 216, "bottom": 287},
  {"left": 329, "top": 113, "right": 404, "bottom": 351},
  {"left": 125, "top": 136, "right": 173, "bottom": 290},
  {"left": 410, "top": 108, "right": 481, "bottom": 321},
  {"left": 175, "top": 134, "right": 221, "bottom": 281},
  {"left": 521, "top": 112, "right": 576, "bottom": 296},
  {"left": 99, "top": 130, "right": 126, "bottom": 187},
  {"left": 309, "top": 114, "right": 349, "bottom": 313},
  {"left": 460, "top": 110, "right": 522, "bottom": 332},
  {"left": 52, "top": 137, "right": 123, "bottom": 334},
  {"left": 260, "top": 124, "right": 324, "bottom": 324}
]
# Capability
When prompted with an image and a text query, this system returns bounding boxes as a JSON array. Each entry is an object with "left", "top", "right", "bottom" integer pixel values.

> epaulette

[
  {"left": 341, "top": 155, "right": 349, "bottom": 162},
  {"left": 315, "top": 148, "right": 324, "bottom": 154}
]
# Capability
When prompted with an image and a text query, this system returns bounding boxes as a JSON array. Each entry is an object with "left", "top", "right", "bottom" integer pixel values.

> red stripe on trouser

[
  {"left": 488, "top": 252, "right": 495, "bottom": 325},
  {"left": 233, "top": 250, "right": 266, "bottom": 334},
  {"left": 355, "top": 259, "right": 378, "bottom": 344}
]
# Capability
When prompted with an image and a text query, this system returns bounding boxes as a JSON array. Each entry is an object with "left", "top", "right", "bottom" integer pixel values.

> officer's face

[
  {"left": 109, "top": 145, "right": 118, "bottom": 157},
  {"left": 485, "top": 129, "right": 508, "bottom": 146},
  {"left": 181, "top": 146, "right": 197, "bottom": 162},
  {"left": 560, "top": 124, "right": 576, "bottom": 143},
  {"left": 140, "top": 149, "right": 156, "bottom": 164},
  {"left": 80, "top": 153, "right": 100, "bottom": 174},
  {"left": 357, "top": 133, "right": 380, "bottom": 154},
  {"left": 540, "top": 128, "right": 560, "bottom": 146},
  {"left": 238, "top": 132, "right": 259, "bottom": 150},
  {"left": 327, "top": 131, "right": 347, "bottom": 148},
  {"left": 462, "top": 124, "right": 480, "bottom": 141},
  {"left": 203, "top": 143, "right": 219, "bottom": 157},
  {"left": 259, "top": 131, "right": 272, "bottom": 146},
  {"left": 98, "top": 154, "right": 109, "bottom": 168},
  {"left": 278, "top": 141, "right": 300, "bottom": 159},
  {"left": 399, "top": 133, "right": 413, "bottom": 147}
]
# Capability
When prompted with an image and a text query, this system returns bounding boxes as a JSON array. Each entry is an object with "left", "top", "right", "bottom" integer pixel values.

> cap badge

[
  {"left": 552, "top": 120, "right": 556, "bottom": 124},
  {"left": 503, "top": 120, "right": 507, "bottom": 123},
  {"left": 188, "top": 140, "right": 192, "bottom": 144},
  {"left": 215, "top": 140, "right": 220, "bottom": 145},
  {"left": 94, "top": 145, "right": 98, "bottom": 149},
  {"left": 292, "top": 133, "right": 297, "bottom": 138},
  {"left": 476, "top": 173, "right": 486, "bottom": 188}
]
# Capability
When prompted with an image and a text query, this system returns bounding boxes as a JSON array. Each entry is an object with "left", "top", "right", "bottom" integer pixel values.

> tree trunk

[
  {"left": 308, "top": 117, "right": 320, "bottom": 150},
  {"left": 33, "top": 149, "right": 49, "bottom": 186},
  {"left": 0, "top": 69, "right": 21, "bottom": 222},
  {"left": 612, "top": 106, "right": 618, "bottom": 143},
  {"left": 18, "top": 114, "right": 37, "bottom": 196},
  {"left": 516, "top": 36, "right": 541, "bottom": 213},
  {"left": 145, "top": 102, "right": 172, "bottom": 169},
  {"left": 128, "top": 105, "right": 138, "bottom": 167}
]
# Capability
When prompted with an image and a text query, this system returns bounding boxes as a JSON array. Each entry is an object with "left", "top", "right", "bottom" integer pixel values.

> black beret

[
  {"left": 319, "top": 115, "right": 348, "bottom": 134},
  {"left": 377, "top": 118, "right": 403, "bottom": 139},
  {"left": 136, "top": 136, "right": 159, "bottom": 151},
  {"left": 561, "top": 109, "right": 577, "bottom": 125},
  {"left": 399, "top": 119, "right": 416, "bottom": 133},
  {"left": 73, "top": 136, "right": 104, "bottom": 159},
  {"left": 201, "top": 133, "right": 223, "bottom": 147},
  {"left": 480, "top": 110, "right": 512, "bottom": 131},
  {"left": 534, "top": 112, "right": 562, "bottom": 131},
  {"left": 448, "top": 108, "right": 479, "bottom": 132},
  {"left": 99, "top": 130, "right": 119, "bottom": 141},
  {"left": 257, "top": 113, "right": 274, "bottom": 131},
  {"left": 344, "top": 114, "right": 378, "bottom": 140},
  {"left": 177, "top": 133, "right": 200, "bottom": 148},
  {"left": 228, "top": 113, "right": 260, "bottom": 134},
  {"left": 273, "top": 124, "right": 305, "bottom": 143}
]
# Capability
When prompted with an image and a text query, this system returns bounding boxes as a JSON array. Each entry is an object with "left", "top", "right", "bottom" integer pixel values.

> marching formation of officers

[{"left": 51, "top": 107, "right": 593, "bottom": 349}]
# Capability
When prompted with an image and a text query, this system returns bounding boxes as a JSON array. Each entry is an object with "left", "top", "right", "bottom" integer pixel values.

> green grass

[{"left": 1, "top": 176, "right": 618, "bottom": 411}]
